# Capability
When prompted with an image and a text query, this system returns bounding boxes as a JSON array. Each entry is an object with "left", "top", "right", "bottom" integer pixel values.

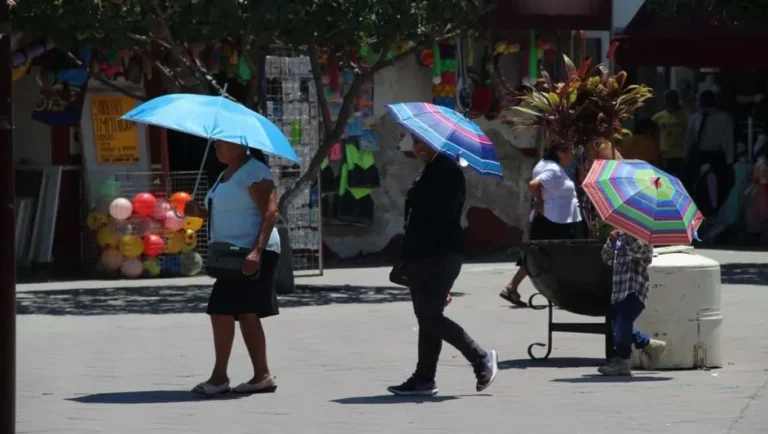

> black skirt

[
  {"left": 207, "top": 250, "right": 280, "bottom": 319},
  {"left": 516, "top": 214, "right": 580, "bottom": 266}
]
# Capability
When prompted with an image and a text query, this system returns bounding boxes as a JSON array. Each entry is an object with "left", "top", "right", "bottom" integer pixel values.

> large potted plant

[{"left": 505, "top": 56, "right": 654, "bottom": 317}]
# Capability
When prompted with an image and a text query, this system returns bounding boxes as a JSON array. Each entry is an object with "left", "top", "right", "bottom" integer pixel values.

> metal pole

[{"left": 0, "top": 0, "right": 16, "bottom": 432}]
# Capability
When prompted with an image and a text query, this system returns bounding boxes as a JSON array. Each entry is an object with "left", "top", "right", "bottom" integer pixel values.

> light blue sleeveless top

[{"left": 205, "top": 159, "right": 281, "bottom": 253}]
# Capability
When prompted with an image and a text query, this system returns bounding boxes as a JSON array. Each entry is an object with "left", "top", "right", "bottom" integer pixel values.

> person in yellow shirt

[
  {"left": 652, "top": 90, "right": 690, "bottom": 177},
  {"left": 619, "top": 119, "right": 662, "bottom": 167}
]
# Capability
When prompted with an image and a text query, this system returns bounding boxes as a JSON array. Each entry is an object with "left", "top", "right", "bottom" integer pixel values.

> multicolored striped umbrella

[
  {"left": 385, "top": 102, "right": 502, "bottom": 178},
  {"left": 582, "top": 159, "right": 704, "bottom": 245}
]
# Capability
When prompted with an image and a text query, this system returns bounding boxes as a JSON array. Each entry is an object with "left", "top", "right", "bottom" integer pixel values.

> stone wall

[{"left": 322, "top": 58, "right": 538, "bottom": 260}]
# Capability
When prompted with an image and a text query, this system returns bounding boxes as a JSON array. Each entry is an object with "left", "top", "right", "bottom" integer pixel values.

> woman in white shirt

[{"left": 501, "top": 143, "right": 583, "bottom": 306}]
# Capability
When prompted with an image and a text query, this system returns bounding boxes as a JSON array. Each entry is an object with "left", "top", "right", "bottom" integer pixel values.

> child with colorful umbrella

[{"left": 583, "top": 159, "right": 704, "bottom": 376}]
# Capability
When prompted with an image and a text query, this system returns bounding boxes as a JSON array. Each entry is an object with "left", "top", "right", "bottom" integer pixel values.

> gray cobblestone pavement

[{"left": 15, "top": 249, "right": 768, "bottom": 434}]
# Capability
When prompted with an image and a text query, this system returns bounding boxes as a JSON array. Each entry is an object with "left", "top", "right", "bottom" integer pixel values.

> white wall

[{"left": 323, "top": 56, "right": 537, "bottom": 258}]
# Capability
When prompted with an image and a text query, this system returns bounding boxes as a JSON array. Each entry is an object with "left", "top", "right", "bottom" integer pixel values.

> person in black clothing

[{"left": 387, "top": 135, "right": 498, "bottom": 396}]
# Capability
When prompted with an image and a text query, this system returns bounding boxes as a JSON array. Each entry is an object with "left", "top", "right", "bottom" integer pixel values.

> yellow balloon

[
  {"left": 181, "top": 229, "right": 198, "bottom": 252},
  {"left": 118, "top": 235, "right": 144, "bottom": 259},
  {"left": 86, "top": 212, "right": 110, "bottom": 230},
  {"left": 143, "top": 258, "right": 161, "bottom": 277},
  {"left": 96, "top": 225, "right": 119, "bottom": 248},
  {"left": 184, "top": 216, "right": 204, "bottom": 231},
  {"left": 164, "top": 231, "right": 185, "bottom": 254}
]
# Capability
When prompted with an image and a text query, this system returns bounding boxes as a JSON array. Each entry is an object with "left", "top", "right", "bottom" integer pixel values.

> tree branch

[
  {"left": 62, "top": 49, "right": 148, "bottom": 102},
  {"left": 308, "top": 43, "right": 333, "bottom": 137}
]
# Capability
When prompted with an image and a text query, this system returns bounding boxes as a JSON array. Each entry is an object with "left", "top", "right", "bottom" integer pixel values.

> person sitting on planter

[
  {"left": 599, "top": 229, "right": 666, "bottom": 376},
  {"left": 502, "top": 142, "right": 582, "bottom": 306}
]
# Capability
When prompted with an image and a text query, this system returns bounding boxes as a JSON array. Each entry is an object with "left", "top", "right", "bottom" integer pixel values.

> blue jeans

[{"left": 612, "top": 293, "right": 650, "bottom": 360}]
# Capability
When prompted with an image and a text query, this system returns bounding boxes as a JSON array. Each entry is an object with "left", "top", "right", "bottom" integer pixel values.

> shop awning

[
  {"left": 481, "top": 0, "right": 612, "bottom": 31},
  {"left": 612, "top": 4, "right": 768, "bottom": 68}
]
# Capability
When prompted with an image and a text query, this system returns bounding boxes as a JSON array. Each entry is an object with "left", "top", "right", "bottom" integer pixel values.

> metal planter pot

[{"left": 521, "top": 239, "right": 612, "bottom": 317}]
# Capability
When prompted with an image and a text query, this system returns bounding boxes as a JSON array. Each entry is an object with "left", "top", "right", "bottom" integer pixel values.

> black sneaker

[
  {"left": 474, "top": 349, "right": 498, "bottom": 392},
  {"left": 387, "top": 376, "right": 438, "bottom": 396}
]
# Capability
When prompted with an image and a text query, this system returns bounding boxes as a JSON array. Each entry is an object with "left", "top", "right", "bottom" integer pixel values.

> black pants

[
  {"left": 687, "top": 151, "right": 732, "bottom": 217},
  {"left": 409, "top": 253, "right": 485, "bottom": 382}
]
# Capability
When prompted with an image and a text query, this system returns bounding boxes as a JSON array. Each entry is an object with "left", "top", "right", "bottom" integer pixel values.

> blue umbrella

[
  {"left": 385, "top": 102, "right": 502, "bottom": 178},
  {"left": 121, "top": 93, "right": 299, "bottom": 163}
]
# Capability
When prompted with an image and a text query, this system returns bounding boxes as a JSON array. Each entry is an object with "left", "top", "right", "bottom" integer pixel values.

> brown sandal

[{"left": 499, "top": 288, "right": 527, "bottom": 307}]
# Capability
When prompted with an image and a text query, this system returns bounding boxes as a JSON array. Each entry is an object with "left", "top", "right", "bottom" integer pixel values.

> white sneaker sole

[
  {"left": 476, "top": 350, "right": 498, "bottom": 392},
  {"left": 387, "top": 386, "right": 439, "bottom": 396}
]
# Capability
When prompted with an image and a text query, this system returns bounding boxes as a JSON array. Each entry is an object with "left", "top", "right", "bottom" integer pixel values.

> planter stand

[{"left": 526, "top": 292, "right": 614, "bottom": 361}]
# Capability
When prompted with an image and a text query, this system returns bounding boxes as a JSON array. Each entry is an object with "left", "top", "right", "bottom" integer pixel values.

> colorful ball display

[
  {"left": 164, "top": 211, "right": 185, "bottom": 231},
  {"left": 100, "top": 248, "right": 123, "bottom": 271},
  {"left": 120, "top": 258, "right": 144, "bottom": 278},
  {"left": 96, "top": 225, "right": 119, "bottom": 248},
  {"left": 143, "top": 258, "right": 161, "bottom": 277},
  {"left": 153, "top": 199, "right": 171, "bottom": 221},
  {"left": 86, "top": 212, "right": 110, "bottom": 230},
  {"left": 180, "top": 251, "right": 204, "bottom": 276},
  {"left": 118, "top": 234, "right": 144, "bottom": 259},
  {"left": 184, "top": 216, "right": 204, "bottom": 231},
  {"left": 143, "top": 234, "right": 165, "bottom": 257},
  {"left": 109, "top": 198, "right": 133, "bottom": 221},
  {"left": 169, "top": 191, "right": 192, "bottom": 214},
  {"left": 164, "top": 231, "right": 185, "bottom": 254},
  {"left": 132, "top": 192, "right": 157, "bottom": 217}
]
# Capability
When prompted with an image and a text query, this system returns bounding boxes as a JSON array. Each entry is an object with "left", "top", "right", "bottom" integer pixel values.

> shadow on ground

[
  {"left": 69, "top": 390, "right": 248, "bottom": 404},
  {"left": 500, "top": 357, "right": 605, "bottom": 370},
  {"left": 331, "top": 393, "right": 490, "bottom": 405},
  {"left": 720, "top": 263, "right": 768, "bottom": 286},
  {"left": 17, "top": 284, "right": 465, "bottom": 316},
  {"left": 551, "top": 374, "right": 673, "bottom": 383}
]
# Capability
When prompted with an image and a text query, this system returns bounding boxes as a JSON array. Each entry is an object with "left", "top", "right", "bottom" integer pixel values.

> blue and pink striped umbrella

[{"left": 385, "top": 102, "right": 502, "bottom": 178}]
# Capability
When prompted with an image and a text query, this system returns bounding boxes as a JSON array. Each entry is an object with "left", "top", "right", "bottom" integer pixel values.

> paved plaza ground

[{"left": 15, "top": 249, "right": 768, "bottom": 434}]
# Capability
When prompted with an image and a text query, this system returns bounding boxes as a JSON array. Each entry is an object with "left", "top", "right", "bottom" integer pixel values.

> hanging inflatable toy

[
  {"left": 153, "top": 199, "right": 171, "bottom": 221},
  {"left": 109, "top": 198, "right": 133, "bottom": 221},
  {"left": 164, "top": 230, "right": 186, "bottom": 254},
  {"left": 118, "top": 235, "right": 144, "bottom": 259},
  {"left": 86, "top": 212, "right": 110, "bottom": 230},
  {"left": 96, "top": 224, "right": 120, "bottom": 248},
  {"left": 132, "top": 192, "right": 157, "bottom": 217},
  {"left": 164, "top": 211, "right": 185, "bottom": 231},
  {"left": 169, "top": 191, "right": 192, "bottom": 215},
  {"left": 120, "top": 259, "right": 144, "bottom": 279},
  {"left": 181, "top": 229, "right": 198, "bottom": 252},
  {"left": 143, "top": 234, "right": 165, "bottom": 257},
  {"left": 98, "top": 179, "right": 121, "bottom": 199},
  {"left": 100, "top": 248, "right": 123, "bottom": 272},
  {"left": 143, "top": 258, "right": 161, "bottom": 277}
]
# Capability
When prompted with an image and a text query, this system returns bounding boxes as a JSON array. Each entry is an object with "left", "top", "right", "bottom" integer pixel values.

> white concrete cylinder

[{"left": 631, "top": 246, "right": 723, "bottom": 370}]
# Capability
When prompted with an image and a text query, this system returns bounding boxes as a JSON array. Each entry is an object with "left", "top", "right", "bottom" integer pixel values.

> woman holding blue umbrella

[
  {"left": 385, "top": 103, "right": 500, "bottom": 396},
  {"left": 185, "top": 141, "right": 281, "bottom": 396},
  {"left": 121, "top": 92, "right": 300, "bottom": 396}
]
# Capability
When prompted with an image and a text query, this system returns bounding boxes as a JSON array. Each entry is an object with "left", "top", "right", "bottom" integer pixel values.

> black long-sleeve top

[{"left": 401, "top": 153, "right": 465, "bottom": 259}]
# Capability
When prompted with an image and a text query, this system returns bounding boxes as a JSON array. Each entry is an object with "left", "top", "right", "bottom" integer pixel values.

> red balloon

[
  {"left": 143, "top": 234, "right": 165, "bottom": 257},
  {"left": 133, "top": 193, "right": 157, "bottom": 217}
]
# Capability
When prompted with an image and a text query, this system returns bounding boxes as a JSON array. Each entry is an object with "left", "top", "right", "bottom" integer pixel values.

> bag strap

[{"left": 207, "top": 172, "right": 224, "bottom": 238}]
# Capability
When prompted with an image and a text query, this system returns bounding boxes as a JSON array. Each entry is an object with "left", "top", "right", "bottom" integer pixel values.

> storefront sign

[{"left": 91, "top": 95, "right": 139, "bottom": 164}]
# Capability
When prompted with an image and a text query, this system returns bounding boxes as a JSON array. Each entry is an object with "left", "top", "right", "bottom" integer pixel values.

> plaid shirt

[{"left": 601, "top": 232, "right": 653, "bottom": 305}]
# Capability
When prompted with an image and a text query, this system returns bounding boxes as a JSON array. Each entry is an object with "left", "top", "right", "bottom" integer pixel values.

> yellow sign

[{"left": 91, "top": 96, "right": 140, "bottom": 164}]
